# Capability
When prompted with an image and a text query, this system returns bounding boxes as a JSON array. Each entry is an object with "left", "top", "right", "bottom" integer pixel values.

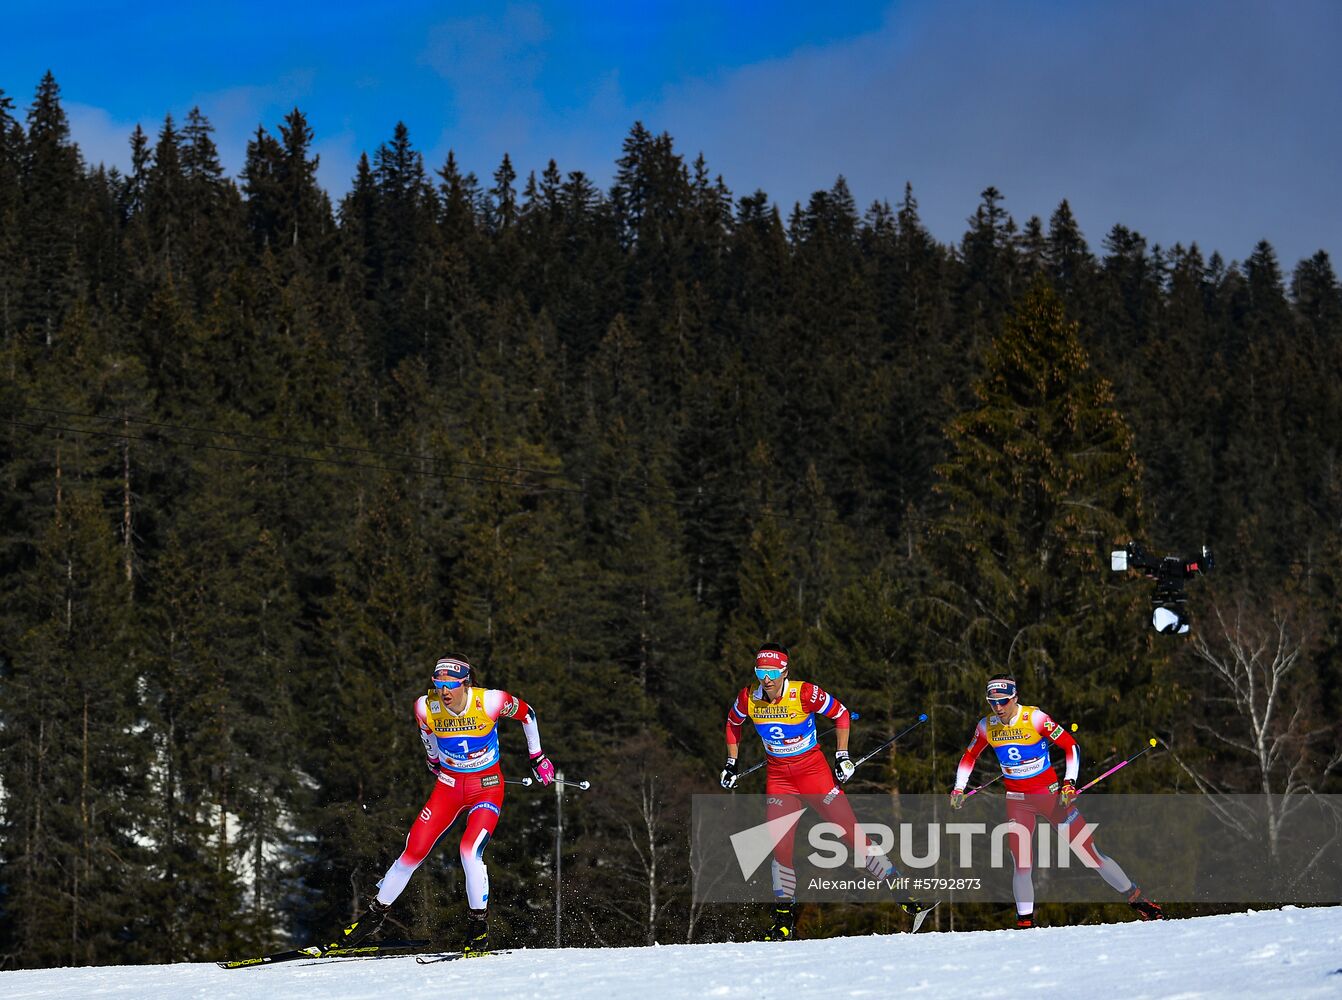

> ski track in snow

[{"left": 3, "top": 906, "right": 1341, "bottom": 1000}]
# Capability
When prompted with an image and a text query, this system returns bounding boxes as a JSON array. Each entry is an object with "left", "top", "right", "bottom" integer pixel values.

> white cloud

[
  {"left": 188, "top": 69, "right": 317, "bottom": 177},
  {"left": 635, "top": 0, "right": 1341, "bottom": 265},
  {"left": 65, "top": 102, "right": 139, "bottom": 174},
  {"left": 314, "top": 128, "right": 359, "bottom": 200},
  {"left": 417, "top": 4, "right": 552, "bottom": 174}
]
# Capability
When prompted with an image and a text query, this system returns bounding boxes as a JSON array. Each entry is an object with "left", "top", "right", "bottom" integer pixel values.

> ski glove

[
  {"left": 949, "top": 788, "right": 965, "bottom": 811},
  {"left": 1059, "top": 779, "right": 1078, "bottom": 807},
  {"left": 833, "top": 750, "right": 855, "bottom": 784},
  {"left": 531, "top": 752, "right": 556, "bottom": 786},
  {"left": 426, "top": 758, "right": 441, "bottom": 776},
  {"left": 720, "top": 757, "right": 738, "bottom": 789}
]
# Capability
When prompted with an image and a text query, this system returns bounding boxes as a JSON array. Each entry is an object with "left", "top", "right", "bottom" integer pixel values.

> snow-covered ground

[{"left": 3, "top": 907, "right": 1340, "bottom": 1000}]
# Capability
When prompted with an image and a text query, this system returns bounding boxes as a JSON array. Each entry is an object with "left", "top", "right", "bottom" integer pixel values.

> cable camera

[{"left": 1110, "top": 541, "right": 1213, "bottom": 635}]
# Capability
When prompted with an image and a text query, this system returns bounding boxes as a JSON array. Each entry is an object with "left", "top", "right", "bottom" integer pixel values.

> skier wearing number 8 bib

[
  {"left": 721, "top": 643, "right": 927, "bottom": 940},
  {"left": 949, "top": 674, "right": 1163, "bottom": 928},
  {"left": 333, "top": 654, "right": 557, "bottom": 957}
]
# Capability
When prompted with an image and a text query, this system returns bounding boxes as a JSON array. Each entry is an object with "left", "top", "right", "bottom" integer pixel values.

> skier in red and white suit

[
  {"left": 721, "top": 643, "right": 923, "bottom": 940},
  {"left": 339, "top": 654, "right": 556, "bottom": 956},
  {"left": 950, "top": 673, "right": 1163, "bottom": 927}
]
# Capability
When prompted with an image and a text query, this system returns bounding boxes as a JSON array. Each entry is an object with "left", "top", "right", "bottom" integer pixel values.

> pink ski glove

[{"left": 530, "top": 752, "right": 556, "bottom": 786}]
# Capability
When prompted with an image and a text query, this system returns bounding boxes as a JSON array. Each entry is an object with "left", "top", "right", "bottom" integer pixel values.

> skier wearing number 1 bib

[
  {"left": 332, "top": 654, "right": 557, "bottom": 958},
  {"left": 720, "top": 643, "right": 928, "bottom": 941},
  {"left": 949, "top": 674, "right": 1164, "bottom": 928}
]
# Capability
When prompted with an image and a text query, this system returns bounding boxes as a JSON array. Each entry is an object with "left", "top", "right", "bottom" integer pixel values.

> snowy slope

[{"left": 3, "top": 907, "right": 1341, "bottom": 1000}]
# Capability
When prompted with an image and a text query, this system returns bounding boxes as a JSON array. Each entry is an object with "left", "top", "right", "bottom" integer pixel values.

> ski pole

[
  {"left": 507, "top": 776, "right": 592, "bottom": 790},
  {"left": 959, "top": 726, "right": 1127, "bottom": 802},
  {"left": 851, "top": 713, "right": 929, "bottom": 771},
  {"left": 962, "top": 772, "right": 1004, "bottom": 799},
  {"left": 1077, "top": 738, "right": 1158, "bottom": 795},
  {"left": 964, "top": 743, "right": 1114, "bottom": 799},
  {"left": 735, "top": 712, "right": 861, "bottom": 782}
]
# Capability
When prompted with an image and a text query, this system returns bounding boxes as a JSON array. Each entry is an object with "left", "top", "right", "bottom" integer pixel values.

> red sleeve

[
  {"left": 1034, "top": 709, "right": 1080, "bottom": 781},
  {"left": 800, "top": 682, "right": 850, "bottom": 728},
  {"left": 725, "top": 688, "right": 749, "bottom": 746},
  {"left": 488, "top": 689, "right": 543, "bottom": 756},
  {"left": 415, "top": 696, "right": 437, "bottom": 762},
  {"left": 954, "top": 720, "right": 990, "bottom": 790},
  {"left": 415, "top": 695, "right": 431, "bottom": 733},
  {"left": 496, "top": 692, "right": 534, "bottom": 723}
]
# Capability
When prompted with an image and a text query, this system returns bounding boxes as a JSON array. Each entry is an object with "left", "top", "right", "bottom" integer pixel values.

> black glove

[
  {"left": 833, "top": 750, "right": 855, "bottom": 784},
  {"left": 720, "top": 757, "right": 738, "bottom": 789}
]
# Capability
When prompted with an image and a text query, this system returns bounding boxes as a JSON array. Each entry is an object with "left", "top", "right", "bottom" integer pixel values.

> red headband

[{"left": 755, "top": 649, "right": 789, "bottom": 671}]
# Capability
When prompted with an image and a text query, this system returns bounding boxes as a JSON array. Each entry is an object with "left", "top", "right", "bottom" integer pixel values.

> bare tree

[
  {"left": 577, "top": 732, "right": 694, "bottom": 945},
  {"left": 1169, "top": 598, "right": 1341, "bottom": 872}
]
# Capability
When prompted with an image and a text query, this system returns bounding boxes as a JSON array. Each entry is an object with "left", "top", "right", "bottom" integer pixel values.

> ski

[
  {"left": 218, "top": 938, "right": 431, "bottom": 969},
  {"left": 909, "top": 900, "right": 940, "bottom": 933},
  {"left": 415, "top": 948, "right": 514, "bottom": 965}
]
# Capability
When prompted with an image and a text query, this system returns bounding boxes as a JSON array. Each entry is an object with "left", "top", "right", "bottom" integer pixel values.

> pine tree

[
  {"left": 241, "top": 125, "right": 284, "bottom": 251},
  {"left": 19, "top": 72, "right": 84, "bottom": 345},
  {"left": 1217, "top": 241, "right": 1310, "bottom": 568},
  {"left": 489, "top": 152, "right": 518, "bottom": 232},
  {"left": 862, "top": 182, "right": 958, "bottom": 536},
  {"left": 276, "top": 108, "right": 329, "bottom": 255},
  {"left": 299, "top": 468, "right": 445, "bottom": 939},
  {"left": 1044, "top": 199, "right": 1095, "bottom": 308},
  {"left": 145, "top": 114, "right": 185, "bottom": 281},
  {"left": 927, "top": 279, "right": 1157, "bottom": 736},
  {"left": 0, "top": 87, "right": 23, "bottom": 348},
  {"left": 179, "top": 107, "right": 244, "bottom": 307},
  {"left": 957, "top": 186, "right": 1020, "bottom": 351},
  {"left": 0, "top": 441, "right": 155, "bottom": 966}
]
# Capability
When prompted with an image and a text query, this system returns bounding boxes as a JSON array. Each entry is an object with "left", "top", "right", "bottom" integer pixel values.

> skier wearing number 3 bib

[
  {"left": 333, "top": 654, "right": 557, "bottom": 957},
  {"left": 721, "top": 643, "right": 926, "bottom": 941},
  {"left": 950, "top": 674, "right": 1163, "bottom": 928}
]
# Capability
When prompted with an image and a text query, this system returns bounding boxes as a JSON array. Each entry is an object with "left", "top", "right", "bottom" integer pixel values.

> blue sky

[{"left": 4, "top": 1, "right": 1338, "bottom": 268}]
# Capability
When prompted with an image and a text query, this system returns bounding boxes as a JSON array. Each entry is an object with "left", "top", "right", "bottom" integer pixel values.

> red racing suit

[
  {"left": 726, "top": 680, "right": 891, "bottom": 896},
  {"left": 954, "top": 705, "right": 1103, "bottom": 869},
  {"left": 376, "top": 686, "right": 542, "bottom": 910}
]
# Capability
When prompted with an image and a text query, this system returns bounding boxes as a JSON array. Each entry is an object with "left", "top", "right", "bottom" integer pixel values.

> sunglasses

[
  {"left": 755, "top": 666, "right": 785, "bottom": 681},
  {"left": 434, "top": 675, "right": 466, "bottom": 690},
  {"left": 987, "top": 696, "right": 1014, "bottom": 706}
]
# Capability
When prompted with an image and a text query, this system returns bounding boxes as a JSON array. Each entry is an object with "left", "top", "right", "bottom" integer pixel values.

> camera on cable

[{"left": 1110, "top": 541, "right": 1214, "bottom": 635}]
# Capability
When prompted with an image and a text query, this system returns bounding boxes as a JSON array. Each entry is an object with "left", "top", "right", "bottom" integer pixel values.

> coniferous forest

[{"left": 2, "top": 72, "right": 1340, "bottom": 968}]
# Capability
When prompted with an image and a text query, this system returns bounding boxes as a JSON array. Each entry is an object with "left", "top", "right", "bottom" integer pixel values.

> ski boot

[
  {"left": 763, "top": 901, "right": 797, "bottom": 941},
  {"left": 1015, "top": 913, "right": 1035, "bottom": 929},
  {"left": 461, "top": 908, "right": 491, "bottom": 957},
  {"left": 1127, "top": 886, "right": 1164, "bottom": 920},
  {"left": 335, "top": 898, "right": 390, "bottom": 948},
  {"left": 895, "top": 894, "right": 938, "bottom": 932},
  {"left": 898, "top": 896, "right": 932, "bottom": 917}
]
